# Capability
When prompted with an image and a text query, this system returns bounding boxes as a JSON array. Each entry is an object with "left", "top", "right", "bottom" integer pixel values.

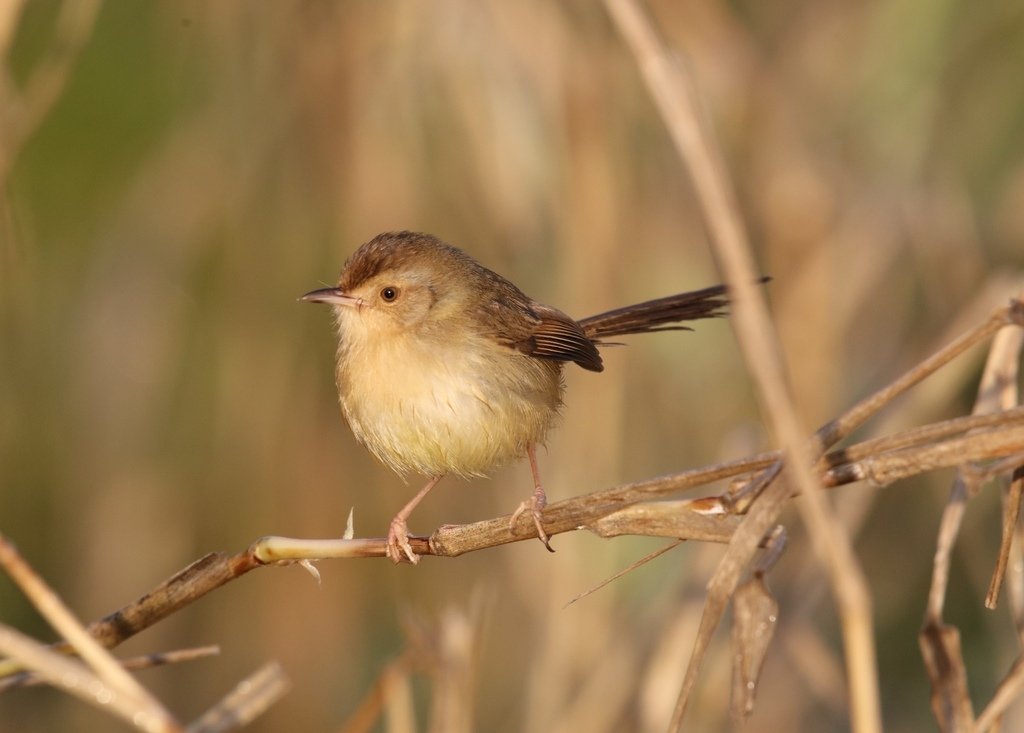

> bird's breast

[{"left": 335, "top": 332, "right": 563, "bottom": 478}]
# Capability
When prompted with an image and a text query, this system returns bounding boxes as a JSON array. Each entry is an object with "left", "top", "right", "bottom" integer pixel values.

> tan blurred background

[{"left": 2, "top": 1, "right": 1023, "bottom": 731}]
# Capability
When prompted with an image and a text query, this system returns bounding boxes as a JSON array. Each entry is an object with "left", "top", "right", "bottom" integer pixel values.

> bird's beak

[{"left": 300, "top": 287, "right": 360, "bottom": 307}]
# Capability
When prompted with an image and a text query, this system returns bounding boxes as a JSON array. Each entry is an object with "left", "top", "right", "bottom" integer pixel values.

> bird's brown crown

[{"left": 339, "top": 231, "right": 480, "bottom": 293}]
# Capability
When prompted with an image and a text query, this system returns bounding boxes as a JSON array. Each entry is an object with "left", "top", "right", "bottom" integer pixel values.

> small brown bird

[{"left": 303, "top": 231, "right": 739, "bottom": 564}]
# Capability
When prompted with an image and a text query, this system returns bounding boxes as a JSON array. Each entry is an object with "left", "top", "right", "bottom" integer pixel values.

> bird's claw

[
  {"left": 386, "top": 516, "right": 419, "bottom": 564},
  {"left": 510, "top": 491, "right": 554, "bottom": 552}
]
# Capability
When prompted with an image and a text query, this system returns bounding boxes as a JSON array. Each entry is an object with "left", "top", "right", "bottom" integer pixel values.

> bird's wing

[{"left": 484, "top": 296, "right": 603, "bottom": 373}]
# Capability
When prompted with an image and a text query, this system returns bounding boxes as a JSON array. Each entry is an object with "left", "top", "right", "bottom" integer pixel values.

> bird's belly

[{"left": 338, "top": 340, "right": 562, "bottom": 478}]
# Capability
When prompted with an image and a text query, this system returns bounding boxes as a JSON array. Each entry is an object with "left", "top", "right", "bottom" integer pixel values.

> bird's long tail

[{"left": 579, "top": 278, "right": 768, "bottom": 340}]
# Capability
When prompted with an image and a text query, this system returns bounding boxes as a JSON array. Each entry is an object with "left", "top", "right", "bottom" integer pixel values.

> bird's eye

[{"left": 380, "top": 286, "right": 399, "bottom": 302}]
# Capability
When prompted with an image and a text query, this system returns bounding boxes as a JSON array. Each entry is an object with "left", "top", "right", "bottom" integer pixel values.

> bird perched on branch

[{"left": 304, "top": 231, "right": 753, "bottom": 563}]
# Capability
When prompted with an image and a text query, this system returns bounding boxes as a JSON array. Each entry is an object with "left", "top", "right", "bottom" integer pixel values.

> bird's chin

[{"left": 334, "top": 306, "right": 387, "bottom": 348}]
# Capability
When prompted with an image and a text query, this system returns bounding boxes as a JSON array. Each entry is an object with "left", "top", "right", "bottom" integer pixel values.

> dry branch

[
  {"left": 0, "top": 645, "right": 220, "bottom": 691},
  {"left": 0, "top": 536, "right": 290, "bottom": 731},
  {"left": 919, "top": 310, "right": 1024, "bottom": 732},
  {"left": 0, "top": 534, "right": 183, "bottom": 732},
  {"left": 988, "top": 467, "right": 1024, "bottom": 607},
  {"left": 0, "top": 393, "right": 1018, "bottom": 691}
]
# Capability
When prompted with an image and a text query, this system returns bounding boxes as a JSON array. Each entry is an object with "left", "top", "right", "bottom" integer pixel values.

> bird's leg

[
  {"left": 387, "top": 475, "right": 443, "bottom": 564},
  {"left": 510, "top": 444, "right": 554, "bottom": 552}
]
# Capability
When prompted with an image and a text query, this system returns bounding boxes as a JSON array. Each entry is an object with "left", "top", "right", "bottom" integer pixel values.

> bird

[{"left": 302, "top": 230, "right": 744, "bottom": 563}]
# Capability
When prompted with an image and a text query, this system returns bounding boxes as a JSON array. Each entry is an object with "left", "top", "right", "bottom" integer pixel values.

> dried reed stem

[{"left": 602, "top": 0, "right": 880, "bottom": 729}]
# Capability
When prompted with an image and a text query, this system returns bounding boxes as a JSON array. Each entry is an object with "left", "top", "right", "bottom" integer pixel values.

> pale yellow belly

[{"left": 337, "top": 336, "right": 563, "bottom": 478}]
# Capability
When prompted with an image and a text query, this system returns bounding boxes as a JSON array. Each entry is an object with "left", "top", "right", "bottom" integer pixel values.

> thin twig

[
  {"left": 0, "top": 645, "right": 220, "bottom": 691},
  {"left": 252, "top": 420, "right": 1024, "bottom": 564},
  {"left": 987, "top": 466, "right": 1024, "bottom": 609},
  {"left": 982, "top": 324, "right": 1024, "bottom": 609},
  {"left": 824, "top": 406, "right": 1024, "bottom": 468},
  {"left": 0, "top": 550, "right": 261, "bottom": 680},
  {"left": 564, "top": 540, "right": 684, "bottom": 608},
  {"left": 920, "top": 316, "right": 1023, "bottom": 731},
  {"left": 0, "top": 622, "right": 165, "bottom": 731},
  {"left": 813, "top": 304, "right": 1019, "bottom": 453},
  {"left": 0, "top": 535, "right": 183, "bottom": 732},
  {"left": 1, "top": 406, "right": 1019, "bottom": 678},
  {"left": 823, "top": 425, "right": 1024, "bottom": 489}
]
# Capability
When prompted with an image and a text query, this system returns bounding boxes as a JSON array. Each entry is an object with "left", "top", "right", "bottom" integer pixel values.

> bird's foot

[
  {"left": 386, "top": 516, "right": 419, "bottom": 564},
  {"left": 510, "top": 485, "right": 554, "bottom": 553}
]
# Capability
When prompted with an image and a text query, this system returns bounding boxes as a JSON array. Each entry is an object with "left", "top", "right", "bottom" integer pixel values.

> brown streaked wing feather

[
  {"left": 486, "top": 296, "right": 603, "bottom": 372},
  {"left": 519, "top": 307, "right": 603, "bottom": 372}
]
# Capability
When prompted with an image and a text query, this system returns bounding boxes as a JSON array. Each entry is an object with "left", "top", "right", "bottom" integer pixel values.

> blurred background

[{"left": 2, "top": 1, "right": 1023, "bottom": 731}]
